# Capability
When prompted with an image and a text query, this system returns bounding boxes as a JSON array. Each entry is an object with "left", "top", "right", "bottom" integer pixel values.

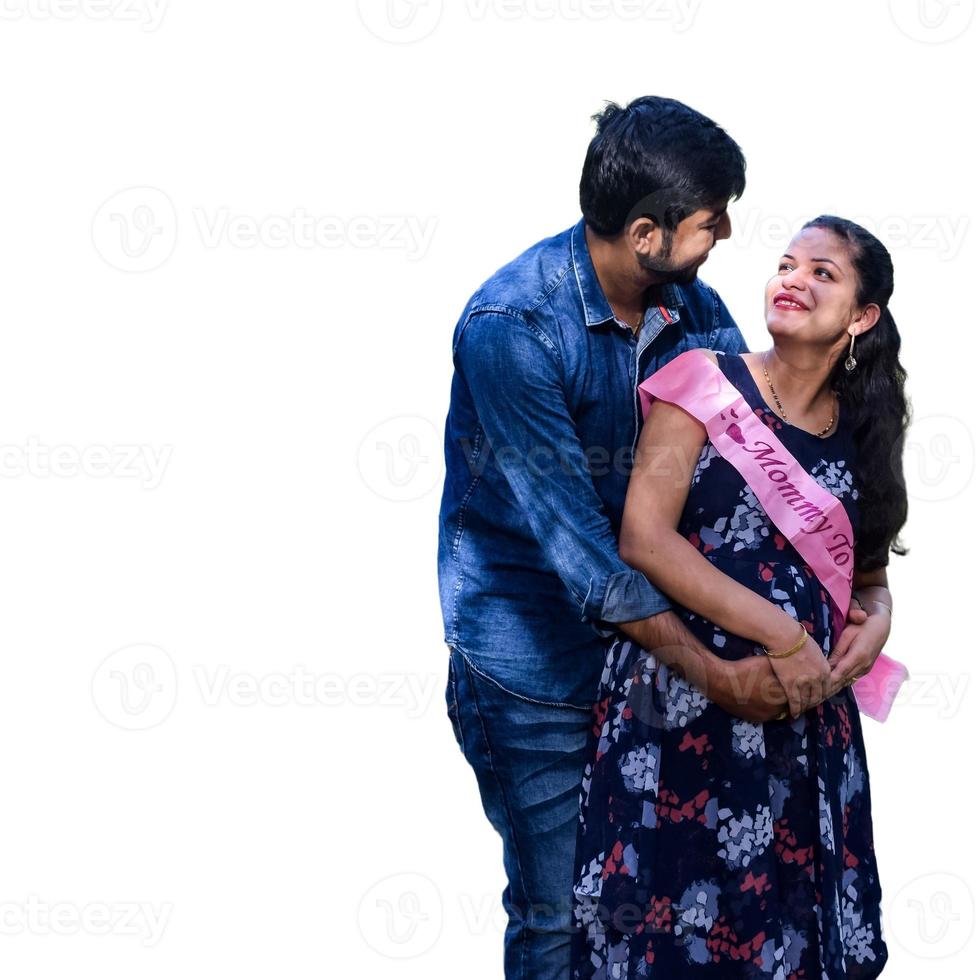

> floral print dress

[{"left": 571, "top": 352, "right": 888, "bottom": 979}]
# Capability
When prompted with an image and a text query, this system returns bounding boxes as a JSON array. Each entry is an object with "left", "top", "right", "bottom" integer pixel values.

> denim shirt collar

[{"left": 570, "top": 217, "right": 685, "bottom": 331}]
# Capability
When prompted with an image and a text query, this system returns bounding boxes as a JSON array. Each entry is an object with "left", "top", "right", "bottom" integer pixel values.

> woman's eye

[
  {"left": 815, "top": 268, "right": 833, "bottom": 279},
  {"left": 778, "top": 263, "right": 792, "bottom": 272}
]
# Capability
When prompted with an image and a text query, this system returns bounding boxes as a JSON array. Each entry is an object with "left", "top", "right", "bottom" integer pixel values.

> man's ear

[{"left": 626, "top": 215, "right": 662, "bottom": 258}]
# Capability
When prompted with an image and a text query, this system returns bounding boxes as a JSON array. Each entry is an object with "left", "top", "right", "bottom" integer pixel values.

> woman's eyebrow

[{"left": 781, "top": 252, "right": 842, "bottom": 270}]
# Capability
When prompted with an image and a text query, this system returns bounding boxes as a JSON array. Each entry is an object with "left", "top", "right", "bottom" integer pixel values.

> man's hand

[
  {"left": 619, "top": 610, "right": 789, "bottom": 723},
  {"left": 706, "top": 655, "right": 789, "bottom": 723}
]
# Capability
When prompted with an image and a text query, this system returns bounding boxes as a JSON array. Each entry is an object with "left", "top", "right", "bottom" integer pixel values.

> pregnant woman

[{"left": 571, "top": 216, "right": 910, "bottom": 978}]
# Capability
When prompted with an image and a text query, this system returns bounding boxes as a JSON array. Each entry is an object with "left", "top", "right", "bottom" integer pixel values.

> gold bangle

[{"left": 763, "top": 622, "right": 808, "bottom": 659}]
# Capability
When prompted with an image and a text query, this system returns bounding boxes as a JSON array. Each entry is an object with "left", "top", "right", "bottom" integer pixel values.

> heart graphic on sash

[{"left": 638, "top": 350, "right": 909, "bottom": 723}]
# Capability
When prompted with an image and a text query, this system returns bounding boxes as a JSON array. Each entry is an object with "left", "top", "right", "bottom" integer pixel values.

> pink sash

[{"left": 637, "top": 349, "right": 908, "bottom": 723}]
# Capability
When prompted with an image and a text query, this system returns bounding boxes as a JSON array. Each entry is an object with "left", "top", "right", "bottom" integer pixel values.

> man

[{"left": 436, "top": 96, "right": 866, "bottom": 979}]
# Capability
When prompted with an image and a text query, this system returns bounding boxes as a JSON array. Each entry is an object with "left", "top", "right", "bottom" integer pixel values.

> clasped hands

[{"left": 712, "top": 598, "right": 892, "bottom": 723}]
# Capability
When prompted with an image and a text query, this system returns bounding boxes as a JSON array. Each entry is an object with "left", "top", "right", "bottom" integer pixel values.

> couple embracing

[{"left": 438, "top": 95, "right": 909, "bottom": 979}]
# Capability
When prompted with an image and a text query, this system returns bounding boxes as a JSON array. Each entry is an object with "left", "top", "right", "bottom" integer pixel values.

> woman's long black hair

[{"left": 803, "top": 215, "right": 911, "bottom": 572}]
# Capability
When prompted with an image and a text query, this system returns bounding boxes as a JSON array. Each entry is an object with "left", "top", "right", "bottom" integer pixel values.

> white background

[{"left": 0, "top": 1, "right": 975, "bottom": 977}]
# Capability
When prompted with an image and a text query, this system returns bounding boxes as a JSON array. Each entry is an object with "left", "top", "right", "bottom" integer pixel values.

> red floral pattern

[{"left": 571, "top": 352, "right": 887, "bottom": 978}]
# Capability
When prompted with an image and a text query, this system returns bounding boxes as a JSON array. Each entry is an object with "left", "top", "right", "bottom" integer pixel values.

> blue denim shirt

[{"left": 437, "top": 217, "right": 749, "bottom": 708}]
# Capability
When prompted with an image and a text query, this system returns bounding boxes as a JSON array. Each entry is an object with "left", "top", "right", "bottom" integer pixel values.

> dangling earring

[{"left": 844, "top": 329, "right": 857, "bottom": 372}]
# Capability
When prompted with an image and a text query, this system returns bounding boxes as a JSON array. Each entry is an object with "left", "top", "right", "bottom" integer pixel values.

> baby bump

[{"left": 670, "top": 553, "right": 833, "bottom": 662}]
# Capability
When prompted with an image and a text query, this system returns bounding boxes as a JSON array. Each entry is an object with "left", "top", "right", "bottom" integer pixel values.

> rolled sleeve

[{"left": 586, "top": 568, "right": 674, "bottom": 637}]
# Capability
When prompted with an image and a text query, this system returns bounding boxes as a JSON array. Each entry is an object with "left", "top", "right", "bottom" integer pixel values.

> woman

[{"left": 571, "top": 216, "right": 910, "bottom": 978}]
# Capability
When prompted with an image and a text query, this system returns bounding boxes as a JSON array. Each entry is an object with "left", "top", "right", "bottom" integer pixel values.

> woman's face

[{"left": 764, "top": 226, "right": 865, "bottom": 344}]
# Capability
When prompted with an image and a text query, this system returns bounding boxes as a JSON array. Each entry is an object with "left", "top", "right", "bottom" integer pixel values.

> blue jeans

[{"left": 445, "top": 646, "right": 595, "bottom": 980}]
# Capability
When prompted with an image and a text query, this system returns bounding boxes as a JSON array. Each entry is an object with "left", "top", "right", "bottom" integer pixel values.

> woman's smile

[{"left": 773, "top": 292, "right": 811, "bottom": 311}]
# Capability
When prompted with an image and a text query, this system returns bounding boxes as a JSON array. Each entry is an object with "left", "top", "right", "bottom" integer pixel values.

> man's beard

[{"left": 637, "top": 246, "right": 704, "bottom": 285}]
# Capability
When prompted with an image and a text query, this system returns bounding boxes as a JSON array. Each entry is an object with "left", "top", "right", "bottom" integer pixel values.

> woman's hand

[
  {"left": 845, "top": 595, "right": 870, "bottom": 626},
  {"left": 766, "top": 634, "right": 831, "bottom": 719},
  {"left": 754, "top": 613, "right": 831, "bottom": 719},
  {"left": 827, "top": 609, "right": 892, "bottom": 696}
]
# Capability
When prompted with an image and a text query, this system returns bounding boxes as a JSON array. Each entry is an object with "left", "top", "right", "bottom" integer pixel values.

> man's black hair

[{"left": 580, "top": 96, "right": 747, "bottom": 237}]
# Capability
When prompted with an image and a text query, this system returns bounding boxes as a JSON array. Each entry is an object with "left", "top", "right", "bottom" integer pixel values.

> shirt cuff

[{"left": 581, "top": 569, "right": 674, "bottom": 637}]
